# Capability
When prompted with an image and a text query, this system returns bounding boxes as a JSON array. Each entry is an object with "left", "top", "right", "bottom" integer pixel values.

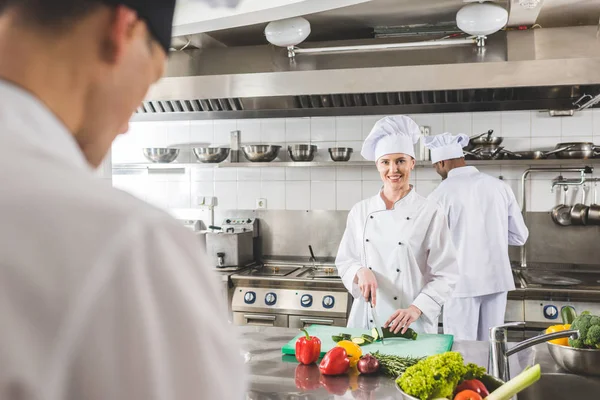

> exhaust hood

[{"left": 136, "top": 26, "right": 600, "bottom": 121}]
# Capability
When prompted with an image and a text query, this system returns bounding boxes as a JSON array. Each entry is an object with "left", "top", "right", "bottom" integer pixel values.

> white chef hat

[
  {"left": 423, "top": 132, "right": 470, "bottom": 164},
  {"left": 361, "top": 116, "right": 421, "bottom": 161}
]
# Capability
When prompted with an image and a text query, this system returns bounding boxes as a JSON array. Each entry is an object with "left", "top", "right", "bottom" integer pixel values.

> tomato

[
  {"left": 455, "top": 379, "right": 489, "bottom": 397},
  {"left": 336, "top": 340, "right": 362, "bottom": 367},
  {"left": 454, "top": 390, "right": 483, "bottom": 400}
]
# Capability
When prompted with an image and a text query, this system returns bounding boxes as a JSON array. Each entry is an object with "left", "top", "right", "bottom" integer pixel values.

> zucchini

[
  {"left": 331, "top": 335, "right": 344, "bottom": 342},
  {"left": 371, "top": 328, "right": 379, "bottom": 340},
  {"left": 561, "top": 306, "right": 577, "bottom": 325},
  {"left": 381, "top": 327, "right": 418, "bottom": 340},
  {"left": 361, "top": 334, "right": 375, "bottom": 344},
  {"left": 351, "top": 337, "right": 366, "bottom": 345},
  {"left": 341, "top": 333, "right": 352, "bottom": 340}
]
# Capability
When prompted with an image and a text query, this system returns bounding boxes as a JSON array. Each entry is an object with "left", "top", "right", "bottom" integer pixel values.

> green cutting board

[{"left": 282, "top": 325, "right": 453, "bottom": 359}]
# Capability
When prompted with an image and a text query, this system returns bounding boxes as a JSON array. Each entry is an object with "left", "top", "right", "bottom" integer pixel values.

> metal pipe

[
  {"left": 520, "top": 167, "right": 588, "bottom": 267},
  {"left": 288, "top": 37, "right": 477, "bottom": 57}
]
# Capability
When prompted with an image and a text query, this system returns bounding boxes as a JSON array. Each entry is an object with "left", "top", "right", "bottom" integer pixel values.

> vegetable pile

[
  {"left": 331, "top": 326, "right": 418, "bottom": 345},
  {"left": 567, "top": 311, "right": 600, "bottom": 349}
]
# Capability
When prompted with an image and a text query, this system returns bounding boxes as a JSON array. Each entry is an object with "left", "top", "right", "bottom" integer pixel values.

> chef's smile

[{"left": 376, "top": 155, "right": 413, "bottom": 187}]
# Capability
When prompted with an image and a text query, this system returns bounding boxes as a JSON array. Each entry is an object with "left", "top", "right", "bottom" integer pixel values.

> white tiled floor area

[{"left": 112, "top": 110, "right": 600, "bottom": 212}]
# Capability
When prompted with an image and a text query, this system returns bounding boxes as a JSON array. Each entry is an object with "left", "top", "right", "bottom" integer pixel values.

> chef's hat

[
  {"left": 361, "top": 116, "right": 421, "bottom": 161},
  {"left": 423, "top": 132, "right": 470, "bottom": 164}
]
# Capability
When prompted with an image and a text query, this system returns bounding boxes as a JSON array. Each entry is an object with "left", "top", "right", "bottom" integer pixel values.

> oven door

[
  {"left": 289, "top": 316, "right": 347, "bottom": 329},
  {"left": 233, "top": 311, "right": 288, "bottom": 327}
]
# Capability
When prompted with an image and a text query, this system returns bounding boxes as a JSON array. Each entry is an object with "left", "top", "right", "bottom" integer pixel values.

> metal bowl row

[{"left": 143, "top": 146, "right": 354, "bottom": 163}]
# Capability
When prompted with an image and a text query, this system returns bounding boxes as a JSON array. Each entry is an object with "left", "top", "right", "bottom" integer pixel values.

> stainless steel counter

[{"left": 237, "top": 326, "right": 539, "bottom": 399}]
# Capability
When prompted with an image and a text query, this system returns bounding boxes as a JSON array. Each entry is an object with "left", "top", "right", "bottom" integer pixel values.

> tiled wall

[{"left": 112, "top": 109, "right": 600, "bottom": 212}]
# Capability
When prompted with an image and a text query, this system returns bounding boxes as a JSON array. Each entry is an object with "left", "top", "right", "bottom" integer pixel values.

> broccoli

[
  {"left": 396, "top": 352, "right": 480, "bottom": 400},
  {"left": 568, "top": 311, "right": 600, "bottom": 349}
]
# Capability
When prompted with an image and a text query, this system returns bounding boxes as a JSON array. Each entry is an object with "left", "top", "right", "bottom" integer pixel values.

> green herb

[{"left": 370, "top": 351, "right": 424, "bottom": 378}]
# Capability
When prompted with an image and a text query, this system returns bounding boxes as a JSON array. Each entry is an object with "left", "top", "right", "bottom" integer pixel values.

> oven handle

[
  {"left": 300, "top": 318, "right": 335, "bottom": 326},
  {"left": 244, "top": 314, "right": 277, "bottom": 325}
]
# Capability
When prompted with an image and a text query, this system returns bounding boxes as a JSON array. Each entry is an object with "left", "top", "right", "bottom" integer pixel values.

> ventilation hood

[{"left": 136, "top": 25, "right": 600, "bottom": 120}]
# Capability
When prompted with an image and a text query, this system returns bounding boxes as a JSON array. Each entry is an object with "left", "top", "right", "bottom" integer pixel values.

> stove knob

[
  {"left": 323, "top": 295, "right": 335, "bottom": 309},
  {"left": 265, "top": 292, "right": 277, "bottom": 306},
  {"left": 243, "top": 291, "right": 256, "bottom": 304},
  {"left": 247, "top": 218, "right": 252, "bottom": 223},
  {"left": 226, "top": 219, "right": 231, "bottom": 224},
  {"left": 300, "top": 294, "right": 313, "bottom": 308},
  {"left": 543, "top": 305, "right": 558, "bottom": 320}
]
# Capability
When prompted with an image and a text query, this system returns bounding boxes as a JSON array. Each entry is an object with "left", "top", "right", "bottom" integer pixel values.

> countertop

[{"left": 237, "top": 326, "right": 541, "bottom": 399}]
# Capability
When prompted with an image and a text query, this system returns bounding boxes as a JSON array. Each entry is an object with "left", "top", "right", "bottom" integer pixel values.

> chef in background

[
  {"left": 336, "top": 116, "right": 458, "bottom": 334},
  {"left": 424, "top": 133, "right": 529, "bottom": 341},
  {"left": 0, "top": 0, "right": 246, "bottom": 399}
]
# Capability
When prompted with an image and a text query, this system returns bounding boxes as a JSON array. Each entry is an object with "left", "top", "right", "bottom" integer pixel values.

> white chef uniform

[
  {"left": 424, "top": 132, "right": 529, "bottom": 341},
  {"left": 336, "top": 116, "right": 458, "bottom": 334},
  {"left": 0, "top": 80, "right": 246, "bottom": 400}
]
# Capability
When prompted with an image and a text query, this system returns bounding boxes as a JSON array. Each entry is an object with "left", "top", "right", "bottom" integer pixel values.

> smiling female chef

[{"left": 336, "top": 116, "right": 458, "bottom": 334}]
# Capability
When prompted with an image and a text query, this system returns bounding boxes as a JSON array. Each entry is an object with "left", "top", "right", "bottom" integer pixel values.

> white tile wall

[{"left": 112, "top": 110, "right": 599, "bottom": 212}]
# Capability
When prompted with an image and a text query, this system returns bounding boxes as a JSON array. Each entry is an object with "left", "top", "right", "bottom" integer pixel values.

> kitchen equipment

[
  {"left": 553, "top": 142, "right": 600, "bottom": 159},
  {"left": 192, "top": 147, "right": 230, "bottom": 163},
  {"left": 397, "top": 375, "right": 504, "bottom": 400},
  {"left": 470, "top": 145, "right": 505, "bottom": 160},
  {"left": 470, "top": 129, "right": 503, "bottom": 146},
  {"left": 551, "top": 187, "right": 572, "bottom": 226},
  {"left": 570, "top": 185, "right": 589, "bottom": 225},
  {"left": 282, "top": 325, "right": 453, "bottom": 358},
  {"left": 547, "top": 343, "right": 600, "bottom": 377},
  {"left": 241, "top": 145, "right": 281, "bottom": 162},
  {"left": 142, "top": 147, "right": 179, "bottom": 163},
  {"left": 587, "top": 183, "right": 600, "bottom": 225},
  {"left": 369, "top": 295, "right": 385, "bottom": 345},
  {"left": 328, "top": 147, "right": 354, "bottom": 162},
  {"left": 204, "top": 217, "right": 258, "bottom": 268},
  {"left": 505, "top": 146, "right": 573, "bottom": 160},
  {"left": 288, "top": 144, "right": 317, "bottom": 162}
]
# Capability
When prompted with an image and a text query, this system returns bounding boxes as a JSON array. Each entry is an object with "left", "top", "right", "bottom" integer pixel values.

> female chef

[{"left": 335, "top": 116, "right": 458, "bottom": 334}]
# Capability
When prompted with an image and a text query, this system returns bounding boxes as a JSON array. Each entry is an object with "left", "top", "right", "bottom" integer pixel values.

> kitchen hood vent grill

[{"left": 137, "top": 98, "right": 244, "bottom": 114}]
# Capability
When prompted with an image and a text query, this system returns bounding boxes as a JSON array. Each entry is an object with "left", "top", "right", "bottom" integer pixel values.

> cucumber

[
  {"left": 561, "top": 306, "right": 577, "bottom": 325},
  {"left": 361, "top": 334, "right": 375, "bottom": 344},
  {"left": 331, "top": 335, "right": 344, "bottom": 342},
  {"left": 351, "top": 337, "right": 366, "bottom": 345},
  {"left": 341, "top": 333, "right": 352, "bottom": 340},
  {"left": 371, "top": 328, "right": 379, "bottom": 340},
  {"left": 381, "top": 327, "right": 418, "bottom": 341}
]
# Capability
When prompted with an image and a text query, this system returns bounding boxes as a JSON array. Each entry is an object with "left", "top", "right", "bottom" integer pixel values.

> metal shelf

[{"left": 112, "top": 158, "right": 600, "bottom": 170}]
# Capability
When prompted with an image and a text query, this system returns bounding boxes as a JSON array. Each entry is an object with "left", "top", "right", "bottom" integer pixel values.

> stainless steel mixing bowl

[
  {"left": 288, "top": 144, "right": 317, "bottom": 162},
  {"left": 547, "top": 342, "right": 600, "bottom": 376},
  {"left": 193, "top": 147, "right": 230, "bottom": 163},
  {"left": 142, "top": 148, "right": 180, "bottom": 163},
  {"left": 241, "top": 145, "right": 281, "bottom": 162}
]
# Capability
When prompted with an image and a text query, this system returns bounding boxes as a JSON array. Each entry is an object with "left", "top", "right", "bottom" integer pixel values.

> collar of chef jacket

[
  {"left": 447, "top": 165, "right": 479, "bottom": 178},
  {"left": 373, "top": 185, "right": 416, "bottom": 211},
  {"left": 0, "top": 79, "right": 90, "bottom": 171}
]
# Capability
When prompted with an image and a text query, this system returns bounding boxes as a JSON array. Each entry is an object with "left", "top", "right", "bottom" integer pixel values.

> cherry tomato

[{"left": 454, "top": 389, "right": 483, "bottom": 400}]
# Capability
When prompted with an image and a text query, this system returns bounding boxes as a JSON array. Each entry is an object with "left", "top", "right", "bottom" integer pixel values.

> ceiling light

[
  {"left": 265, "top": 17, "right": 311, "bottom": 48},
  {"left": 456, "top": 2, "right": 509, "bottom": 36}
]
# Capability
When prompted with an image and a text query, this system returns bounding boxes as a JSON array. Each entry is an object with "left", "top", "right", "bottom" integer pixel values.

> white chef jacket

[
  {"left": 428, "top": 166, "right": 529, "bottom": 297},
  {"left": 336, "top": 188, "right": 458, "bottom": 334},
  {"left": 0, "top": 81, "right": 246, "bottom": 400}
]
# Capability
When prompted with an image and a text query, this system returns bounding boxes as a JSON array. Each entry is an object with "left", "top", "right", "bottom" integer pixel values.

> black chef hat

[{"left": 102, "top": 0, "right": 176, "bottom": 54}]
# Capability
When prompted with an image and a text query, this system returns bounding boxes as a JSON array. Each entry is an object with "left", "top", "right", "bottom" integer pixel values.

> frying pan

[
  {"left": 553, "top": 142, "right": 600, "bottom": 159},
  {"left": 570, "top": 185, "right": 589, "bottom": 225},
  {"left": 505, "top": 145, "right": 574, "bottom": 160},
  {"left": 470, "top": 130, "right": 504, "bottom": 146},
  {"left": 588, "top": 183, "right": 600, "bottom": 225},
  {"left": 551, "top": 187, "right": 572, "bottom": 226}
]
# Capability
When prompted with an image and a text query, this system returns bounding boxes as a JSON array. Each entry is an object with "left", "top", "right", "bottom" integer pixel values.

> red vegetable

[
  {"left": 454, "top": 389, "right": 483, "bottom": 400},
  {"left": 357, "top": 354, "right": 380, "bottom": 375},
  {"left": 455, "top": 379, "right": 490, "bottom": 397},
  {"left": 294, "top": 364, "right": 321, "bottom": 390},
  {"left": 319, "top": 347, "right": 350, "bottom": 375},
  {"left": 320, "top": 374, "right": 350, "bottom": 395},
  {"left": 295, "top": 328, "right": 322, "bottom": 365}
]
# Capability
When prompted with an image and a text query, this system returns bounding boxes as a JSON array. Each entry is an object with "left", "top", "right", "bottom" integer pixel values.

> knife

[{"left": 369, "top": 294, "right": 385, "bottom": 345}]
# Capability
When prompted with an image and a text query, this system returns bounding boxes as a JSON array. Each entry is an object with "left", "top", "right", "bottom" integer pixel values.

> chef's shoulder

[
  {"left": 347, "top": 193, "right": 382, "bottom": 218},
  {"left": 479, "top": 172, "right": 517, "bottom": 201}
]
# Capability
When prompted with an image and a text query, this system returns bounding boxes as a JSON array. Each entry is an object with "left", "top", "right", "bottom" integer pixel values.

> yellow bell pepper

[
  {"left": 336, "top": 340, "right": 362, "bottom": 367},
  {"left": 546, "top": 324, "right": 570, "bottom": 346}
]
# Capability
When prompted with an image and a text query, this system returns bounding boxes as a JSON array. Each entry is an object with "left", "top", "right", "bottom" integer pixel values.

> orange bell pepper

[{"left": 546, "top": 324, "right": 570, "bottom": 346}]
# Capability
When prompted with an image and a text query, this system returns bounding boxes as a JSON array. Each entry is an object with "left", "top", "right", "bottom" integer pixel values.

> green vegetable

[
  {"left": 361, "top": 334, "right": 375, "bottom": 344},
  {"left": 396, "top": 352, "right": 484, "bottom": 400},
  {"left": 561, "top": 306, "right": 577, "bottom": 325},
  {"left": 485, "top": 364, "right": 541, "bottom": 400},
  {"left": 568, "top": 311, "right": 600, "bottom": 349},
  {"left": 381, "top": 327, "right": 418, "bottom": 341},
  {"left": 332, "top": 335, "right": 343, "bottom": 342},
  {"left": 352, "top": 337, "right": 366, "bottom": 345},
  {"left": 371, "top": 328, "right": 379, "bottom": 340},
  {"left": 341, "top": 333, "right": 352, "bottom": 340},
  {"left": 370, "top": 351, "right": 423, "bottom": 378}
]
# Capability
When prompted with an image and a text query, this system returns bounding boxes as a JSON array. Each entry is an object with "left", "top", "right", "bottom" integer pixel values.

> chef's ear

[{"left": 102, "top": 5, "right": 139, "bottom": 64}]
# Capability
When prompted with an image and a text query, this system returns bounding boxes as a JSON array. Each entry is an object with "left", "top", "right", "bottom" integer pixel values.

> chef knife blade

[{"left": 369, "top": 295, "right": 385, "bottom": 345}]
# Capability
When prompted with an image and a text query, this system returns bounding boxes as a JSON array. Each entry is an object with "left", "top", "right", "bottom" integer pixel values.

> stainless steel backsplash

[{"left": 209, "top": 210, "right": 599, "bottom": 265}]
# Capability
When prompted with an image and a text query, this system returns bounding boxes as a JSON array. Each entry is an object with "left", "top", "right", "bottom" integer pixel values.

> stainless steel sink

[{"left": 518, "top": 373, "right": 600, "bottom": 399}]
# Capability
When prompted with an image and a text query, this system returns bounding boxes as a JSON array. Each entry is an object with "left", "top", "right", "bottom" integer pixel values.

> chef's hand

[
  {"left": 355, "top": 267, "right": 377, "bottom": 306},
  {"left": 384, "top": 305, "right": 422, "bottom": 334}
]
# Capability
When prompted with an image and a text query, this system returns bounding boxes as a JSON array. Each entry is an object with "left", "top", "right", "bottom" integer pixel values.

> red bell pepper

[
  {"left": 294, "top": 364, "right": 322, "bottom": 391},
  {"left": 295, "top": 328, "right": 322, "bottom": 365},
  {"left": 319, "top": 347, "right": 350, "bottom": 375}
]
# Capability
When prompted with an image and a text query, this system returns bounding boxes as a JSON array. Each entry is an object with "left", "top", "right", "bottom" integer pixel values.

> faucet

[{"left": 488, "top": 322, "right": 579, "bottom": 381}]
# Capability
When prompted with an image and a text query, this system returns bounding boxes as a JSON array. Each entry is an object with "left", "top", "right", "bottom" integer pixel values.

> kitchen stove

[{"left": 236, "top": 265, "right": 300, "bottom": 277}]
